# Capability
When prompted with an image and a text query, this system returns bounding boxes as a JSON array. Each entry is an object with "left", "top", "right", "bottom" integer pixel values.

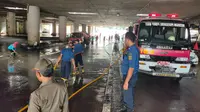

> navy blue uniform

[
  {"left": 121, "top": 44, "right": 139, "bottom": 111},
  {"left": 74, "top": 43, "right": 84, "bottom": 67},
  {"left": 61, "top": 48, "right": 74, "bottom": 79}
]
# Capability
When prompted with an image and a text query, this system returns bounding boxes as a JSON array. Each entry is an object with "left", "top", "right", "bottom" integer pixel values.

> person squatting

[{"left": 8, "top": 42, "right": 19, "bottom": 57}]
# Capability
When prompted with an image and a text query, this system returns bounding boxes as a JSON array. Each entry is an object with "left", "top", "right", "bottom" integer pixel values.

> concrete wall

[
  {"left": 40, "top": 23, "right": 72, "bottom": 37},
  {"left": 0, "top": 17, "right": 7, "bottom": 35}
]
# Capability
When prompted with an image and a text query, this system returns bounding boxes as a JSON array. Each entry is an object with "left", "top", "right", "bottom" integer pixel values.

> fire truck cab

[{"left": 135, "top": 13, "right": 198, "bottom": 82}]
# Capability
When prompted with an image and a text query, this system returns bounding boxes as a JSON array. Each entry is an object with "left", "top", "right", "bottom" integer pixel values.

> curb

[
  {"left": 102, "top": 52, "right": 123, "bottom": 112},
  {"left": 102, "top": 54, "right": 113, "bottom": 112}
]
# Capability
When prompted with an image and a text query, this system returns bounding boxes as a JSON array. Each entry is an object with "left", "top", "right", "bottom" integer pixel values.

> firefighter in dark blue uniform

[
  {"left": 55, "top": 43, "right": 76, "bottom": 79},
  {"left": 74, "top": 40, "right": 84, "bottom": 74},
  {"left": 120, "top": 32, "right": 139, "bottom": 112}
]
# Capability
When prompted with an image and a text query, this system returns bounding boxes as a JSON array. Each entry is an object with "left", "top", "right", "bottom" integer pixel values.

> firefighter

[
  {"left": 55, "top": 43, "right": 76, "bottom": 79},
  {"left": 68, "top": 41, "right": 73, "bottom": 48},
  {"left": 74, "top": 40, "right": 84, "bottom": 74},
  {"left": 120, "top": 32, "right": 139, "bottom": 112}
]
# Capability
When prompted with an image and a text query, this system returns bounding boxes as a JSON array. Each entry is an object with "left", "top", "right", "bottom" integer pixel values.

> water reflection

[
  {"left": 73, "top": 76, "right": 84, "bottom": 90},
  {"left": 7, "top": 61, "right": 15, "bottom": 73},
  {"left": 8, "top": 75, "right": 28, "bottom": 91},
  {"left": 27, "top": 51, "right": 40, "bottom": 90}
]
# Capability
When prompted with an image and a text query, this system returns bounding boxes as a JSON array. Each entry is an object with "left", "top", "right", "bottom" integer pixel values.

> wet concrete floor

[
  {"left": 134, "top": 70, "right": 200, "bottom": 112},
  {"left": 1, "top": 37, "right": 200, "bottom": 112},
  {"left": 0, "top": 38, "right": 112, "bottom": 112}
]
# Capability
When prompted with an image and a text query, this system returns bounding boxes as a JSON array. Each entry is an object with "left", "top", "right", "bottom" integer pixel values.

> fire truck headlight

[
  {"left": 190, "top": 52, "right": 199, "bottom": 65},
  {"left": 175, "top": 57, "right": 188, "bottom": 62},
  {"left": 140, "top": 54, "right": 150, "bottom": 59}
]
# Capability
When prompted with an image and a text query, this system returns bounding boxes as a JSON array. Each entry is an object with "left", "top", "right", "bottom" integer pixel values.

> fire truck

[{"left": 134, "top": 12, "right": 198, "bottom": 82}]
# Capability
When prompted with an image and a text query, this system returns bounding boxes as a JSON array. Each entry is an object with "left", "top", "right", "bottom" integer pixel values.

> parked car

[{"left": 68, "top": 32, "right": 90, "bottom": 45}]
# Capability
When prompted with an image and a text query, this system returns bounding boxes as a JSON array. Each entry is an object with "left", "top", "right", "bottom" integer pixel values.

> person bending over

[{"left": 55, "top": 44, "right": 76, "bottom": 79}]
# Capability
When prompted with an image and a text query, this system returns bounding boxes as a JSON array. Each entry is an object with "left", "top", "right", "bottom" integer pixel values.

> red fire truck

[{"left": 134, "top": 12, "right": 198, "bottom": 82}]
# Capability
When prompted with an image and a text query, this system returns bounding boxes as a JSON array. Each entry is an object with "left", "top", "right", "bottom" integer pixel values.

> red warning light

[
  {"left": 167, "top": 13, "right": 179, "bottom": 18},
  {"left": 149, "top": 12, "right": 161, "bottom": 18}
]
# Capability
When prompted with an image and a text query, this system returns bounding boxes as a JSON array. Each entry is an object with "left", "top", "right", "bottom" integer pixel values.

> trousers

[
  {"left": 123, "top": 76, "right": 137, "bottom": 111},
  {"left": 61, "top": 61, "right": 71, "bottom": 79},
  {"left": 75, "top": 53, "right": 83, "bottom": 67}
]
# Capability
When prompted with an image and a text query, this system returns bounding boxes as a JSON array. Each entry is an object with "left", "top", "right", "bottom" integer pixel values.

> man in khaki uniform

[{"left": 28, "top": 58, "right": 69, "bottom": 112}]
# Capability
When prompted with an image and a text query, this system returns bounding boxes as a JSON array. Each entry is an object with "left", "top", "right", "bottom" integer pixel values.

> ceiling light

[
  {"left": 136, "top": 14, "right": 148, "bottom": 17},
  {"left": 68, "top": 12, "right": 98, "bottom": 15},
  {"left": 5, "top": 7, "right": 27, "bottom": 10}
]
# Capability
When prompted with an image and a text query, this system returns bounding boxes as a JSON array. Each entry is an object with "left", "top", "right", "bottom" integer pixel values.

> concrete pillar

[
  {"left": 24, "top": 20, "right": 27, "bottom": 34},
  {"left": 0, "top": 18, "right": 2, "bottom": 33},
  {"left": 40, "top": 19, "right": 43, "bottom": 33},
  {"left": 82, "top": 24, "right": 86, "bottom": 32},
  {"left": 74, "top": 22, "right": 79, "bottom": 32},
  {"left": 1, "top": 17, "right": 6, "bottom": 34},
  {"left": 93, "top": 26, "right": 95, "bottom": 35},
  {"left": 52, "top": 20, "right": 56, "bottom": 36},
  {"left": 59, "top": 16, "right": 66, "bottom": 41},
  {"left": 88, "top": 26, "right": 91, "bottom": 35},
  {"left": 71, "top": 25, "right": 74, "bottom": 33},
  {"left": 91, "top": 26, "right": 93, "bottom": 35},
  {"left": 27, "top": 6, "right": 40, "bottom": 46},
  {"left": 6, "top": 12, "right": 16, "bottom": 36}
]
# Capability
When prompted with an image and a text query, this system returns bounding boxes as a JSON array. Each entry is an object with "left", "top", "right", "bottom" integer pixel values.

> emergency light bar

[
  {"left": 148, "top": 12, "right": 161, "bottom": 18},
  {"left": 166, "top": 13, "right": 179, "bottom": 18},
  {"left": 148, "top": 12, "right": 179, "bottom": 19}
]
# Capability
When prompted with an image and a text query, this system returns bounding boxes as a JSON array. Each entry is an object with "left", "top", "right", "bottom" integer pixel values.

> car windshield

[
  {"left": 71, "top": 33, "right": 82, "bottom": 38},
  {"left": 138, "top": 20, "right": 190, "bottom": 43}
]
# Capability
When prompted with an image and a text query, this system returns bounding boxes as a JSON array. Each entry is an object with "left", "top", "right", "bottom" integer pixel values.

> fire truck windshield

[{"left": 138, "top": 20, "right": 190, "bottom": 44}]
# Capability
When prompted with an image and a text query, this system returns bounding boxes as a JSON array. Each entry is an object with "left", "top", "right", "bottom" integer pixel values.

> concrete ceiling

[{"left": 1, "top": 0, "right": 200, "bottom": 26}]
